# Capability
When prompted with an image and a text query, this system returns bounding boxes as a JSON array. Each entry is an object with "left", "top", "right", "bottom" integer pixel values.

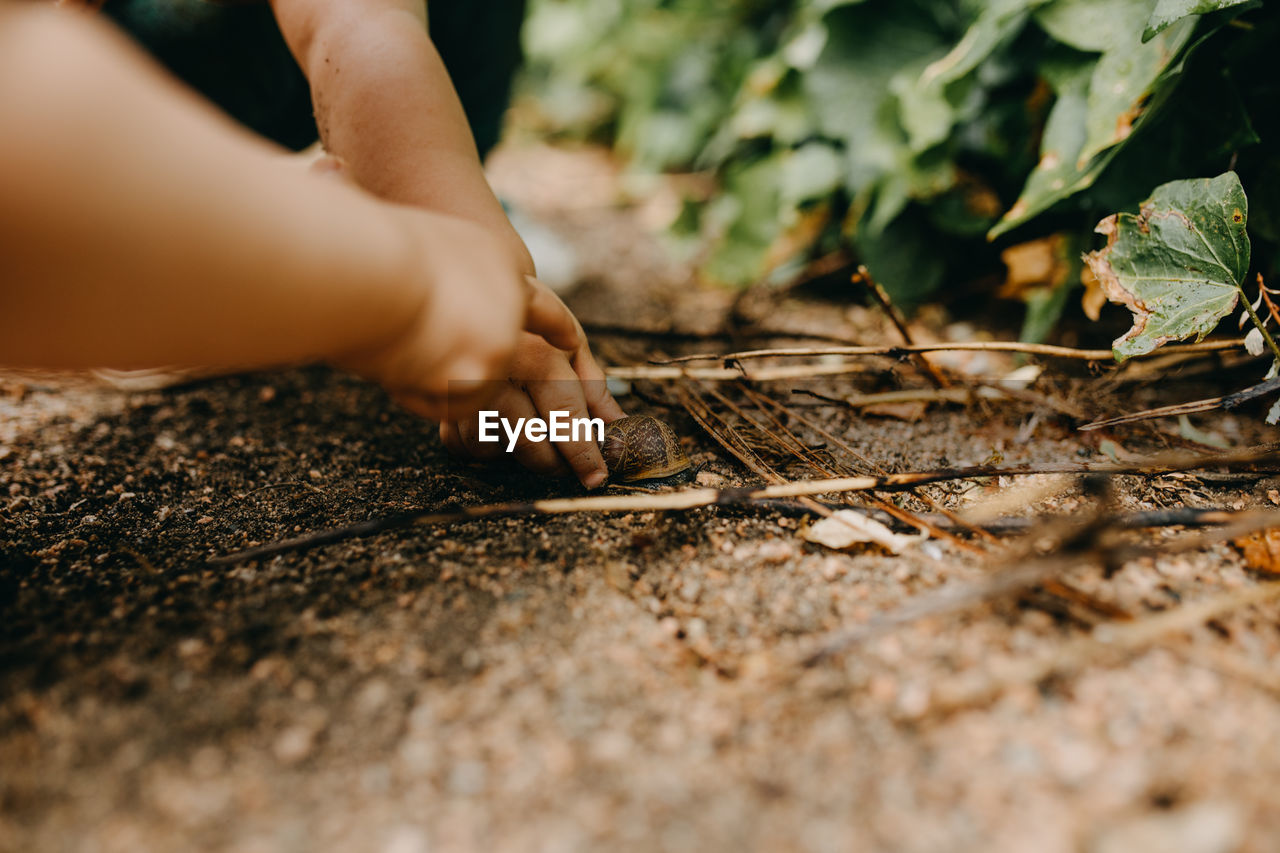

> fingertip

[
  {"left": 308, "top": 152, "right": 351, "bottom": 182},
  {"left": 558, "top": 439, "right": 609, "bottom": 491},
  {"left": 440, "top": 421, "right": 465, "bottom": 456}
]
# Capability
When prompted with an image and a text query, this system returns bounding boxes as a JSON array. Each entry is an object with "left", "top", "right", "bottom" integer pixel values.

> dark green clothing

[{"left": 103, "top": 0, "right": 525, "bottom": 157}]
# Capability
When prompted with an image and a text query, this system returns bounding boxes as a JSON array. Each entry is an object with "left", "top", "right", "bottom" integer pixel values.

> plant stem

[{"left": 1238, "top": 283, "right": 1280, "bottom": 364}]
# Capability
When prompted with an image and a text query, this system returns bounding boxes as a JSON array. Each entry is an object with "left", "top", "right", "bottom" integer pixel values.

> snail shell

[{"left": 600, "top": 416, "right": 693, "bottom": 483}]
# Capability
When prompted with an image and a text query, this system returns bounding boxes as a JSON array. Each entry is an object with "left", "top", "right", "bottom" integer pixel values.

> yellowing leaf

[
  {"left": 1081, "top": 262, "right": 1107, "bottom": 321},
  {"left": 1083, "top": 172, "right": 1250, "bottom": 360}
]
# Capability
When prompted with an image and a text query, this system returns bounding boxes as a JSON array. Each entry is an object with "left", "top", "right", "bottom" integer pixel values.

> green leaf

[
  {"left": 1083, "top": 172, "right": 1250, "bottom": 360},
  {"left": 989, "top": 49, "right": 1095, "bottom": 237},
  {"left": 702, "top": 154, "right": 786, "bottom": 285},
  {"left": 990, "top": 17, "right": 1196, "bottom": 237},
  {"left": 894, "top": 0, "right": 1045, "bottom": 154},
  {"left": 1033, "top": 0, "right": 1155, "bottom": 52},
  {"left": 781, "top": 142, "right": 845, "bottom": 204},
  {"left": 853, "top": 207, "right": 946, "bottom": 304},
  {"left": 1022, "top": 279, "right": 1077, "bottom": 343},
  {"left": 804, "top": 3, "right": 953, "bottom": 228},
  {"left": 810, "top": 0, "right": 875, "bottom": 14},
  {"left": 1143, "top": 0, "right": 1253, "bottom": 41},
  {"left": 1076, "top": 19, "right": 1195, "bottom": 166}
]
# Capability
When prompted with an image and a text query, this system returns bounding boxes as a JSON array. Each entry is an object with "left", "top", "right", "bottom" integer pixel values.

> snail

[{"left": 600, "top": 415, "right": 695, "bottom": 485}]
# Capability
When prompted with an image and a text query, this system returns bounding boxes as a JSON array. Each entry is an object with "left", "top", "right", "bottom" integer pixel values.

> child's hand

[
  {"left": 439, "top": 277, "right": 625, "bottom": 489},
  {"left": 332, "top": 211, "right": 529, "bottom": 423}
]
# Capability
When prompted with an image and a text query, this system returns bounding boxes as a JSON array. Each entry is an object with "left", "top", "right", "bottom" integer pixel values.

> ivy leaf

[
  {"left": 989, "top": 49, "right": 1095, "bottom": 237},
  {"left": 1143, "top": 0, "right": 1254, "bottom": 41},
  {"left": 780, "top": 142, "right": 845, "bottom": 204},
  {"left": 895, "top": 0, "right": 1046, "bottom": 154},
  {"left": 1076, "top": 19, "right": 1195, "bottom": 167},
  {"left": 991, "top": 13, "right": 1196, "bottom": 237},
  {"left": 702, "top": 154, "right": 785, "bottom": 286},
  {"left": 1033, "top": 0, "right": 1155, "bottom": 52},
  {"left": 804, "top": 3, "right": 953, "bottom": 229},
  {"left": 1083, "top": 172, "right": 1249, "bottom": 360}
]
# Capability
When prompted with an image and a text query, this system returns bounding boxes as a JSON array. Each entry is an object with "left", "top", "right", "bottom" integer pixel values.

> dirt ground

[{"left": 3, "top": 144, "right": 1280, "bottom": 853}]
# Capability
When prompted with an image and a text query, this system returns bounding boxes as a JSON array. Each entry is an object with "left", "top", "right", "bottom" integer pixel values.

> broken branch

[{"left": 211, "top": 446, "right": 1280, "bottom": 566}]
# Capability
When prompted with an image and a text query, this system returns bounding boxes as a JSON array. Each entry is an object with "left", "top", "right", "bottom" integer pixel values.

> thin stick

[
  {"left": 674, "top": 384, "right": 775, "bottom": 480},
  {"left": 1238, "top": 273, "right": 1280, "bottom": 364},
  {"left": 1080, "top": 375, "right": 1280, "bottom": 430},
  {"left": 722, "top": 502, "right": 1255, "bottom": 533},
  {"left": 211, "top": 447, "right": 1280, "bottom": 565},
  {"left": 739, "top": 384, "right": 978, "bottom": 549},
  {"left": 655, "top": 339, "right": 1245, "bottom": 365},
  {"left": 792, "top": 386, "right": 1086, "bottom": 421},
  {"left": 797, "top": 386, "right": 1008, "bottom": 407},
  {"left": 854, "top": 266, "right": 950, "bottom": 388},
  {"left": 1257, "top": 273, "right": 1280, "bottom": 328},
  {"left": 757, "top": 390, "right": 876, "bottom": 473},
  {"left": 676, "top": 383, "right": 855, "bottom": 540},
  {"left": 581, "top": 322, "right": 865, "bottom": 348},
  {"left": 605, "top": 363, "right": 877, "bottom": 382}
]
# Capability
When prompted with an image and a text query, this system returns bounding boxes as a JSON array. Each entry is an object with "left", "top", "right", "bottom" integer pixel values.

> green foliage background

[{"left": 518, "top": 0, "right": 1280, "bottom": 330}]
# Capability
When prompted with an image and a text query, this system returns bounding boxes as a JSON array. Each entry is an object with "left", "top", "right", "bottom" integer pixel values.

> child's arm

[
  {"left": 0, "top": 2, "right": 539, "bottom": 421},
  {"left": 271, "top": 0, "right": 625, "bottom": 488},
  {"left": 270, "top": 0, "right": 531, "bottom": 273}
]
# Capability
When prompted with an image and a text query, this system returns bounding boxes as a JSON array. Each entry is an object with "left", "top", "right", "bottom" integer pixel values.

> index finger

[
  {"left": 523, "top": 276, "right": 583, "bottom": 353},
  {"left": 517, "top": 350, "right": 609, "bottom": 489}
]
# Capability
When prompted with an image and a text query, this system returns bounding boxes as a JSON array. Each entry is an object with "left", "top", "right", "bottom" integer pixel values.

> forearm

[
  {"left": 273, "top": 0, "right": 534, "bottom": 273},
  {"left": 0, "top": 4, "right": 420, "bottom": 370}
]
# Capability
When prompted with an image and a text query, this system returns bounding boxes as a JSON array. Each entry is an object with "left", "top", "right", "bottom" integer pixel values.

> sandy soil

[{"left": 3, "top": 144, "right": 1280, "bottom": 853}]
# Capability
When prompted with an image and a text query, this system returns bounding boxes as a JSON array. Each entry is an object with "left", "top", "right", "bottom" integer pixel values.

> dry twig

[
  {"left": 656, "top": 338, "right": 1245, "bottom": 365},
  {"left": 853, "top": 266, "right": 950, "bottom": 389},
  {"left": 605, "top": 363, "right": 877, "bottom": 382},
  {"left": 211, "top": 446, "right": 1280, "bottom": 565},
  {"left": 1080, "top": 375, "right": 1280, "bottom": 430}
]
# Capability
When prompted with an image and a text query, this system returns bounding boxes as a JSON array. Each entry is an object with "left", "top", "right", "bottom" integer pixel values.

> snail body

[{"left": 601, "top": 416, "right": 694, "bottom": 484}]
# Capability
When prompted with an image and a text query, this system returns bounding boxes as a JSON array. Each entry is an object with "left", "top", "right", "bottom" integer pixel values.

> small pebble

[{"left": 273, "top": 726, "right": 317, "bottom": 765}]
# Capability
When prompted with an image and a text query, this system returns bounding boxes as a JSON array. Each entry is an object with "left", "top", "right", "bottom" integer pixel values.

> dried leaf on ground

[
  {"left": 999, "top": 235, "right": 1070, "bottom": 300},
  {"left": 1235, "top": 527, "right": 1280, "bottom": 575},
  {"left": 802, "top": 509, "right": 928, "bottom": 554}
]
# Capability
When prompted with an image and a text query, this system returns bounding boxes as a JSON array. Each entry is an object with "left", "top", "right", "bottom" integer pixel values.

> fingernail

[{"left": 583, "top": 468, "right": 608, "bottom": 490}]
